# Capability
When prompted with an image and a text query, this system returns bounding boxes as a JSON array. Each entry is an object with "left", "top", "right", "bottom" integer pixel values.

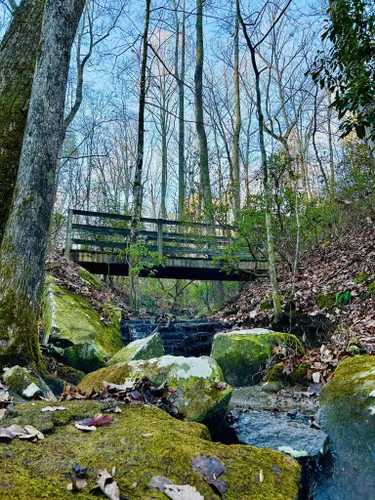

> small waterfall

[{"left": 121, "top": 319, "right": 231, "bottom": 357}]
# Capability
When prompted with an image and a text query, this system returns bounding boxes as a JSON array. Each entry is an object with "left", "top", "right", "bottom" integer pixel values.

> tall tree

[
  {"left": 0, "top": 0, "right": 45, "bottom": 244},
  {"left": 129, "top": 0, "right": 151, "bottom": 310},
  {"left": 0, "top": 0, "right": 85, "bottom": 366},
  {"left": 238, "top": 2, "right": 293, "bottom": 320},
  {"left": 232, "top": 0, "right": 241, "bottom": 215},
  {"left": 174, "top": 0, "right": 186, "bottom": 218},
  {"left": 195, "top": 0, "right": 213, "bottom": 217}
]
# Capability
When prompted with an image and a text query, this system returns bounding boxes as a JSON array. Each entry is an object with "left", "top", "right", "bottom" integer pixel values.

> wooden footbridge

[{"left": 64, "top": 209, "right": 269, "bottom": 280}]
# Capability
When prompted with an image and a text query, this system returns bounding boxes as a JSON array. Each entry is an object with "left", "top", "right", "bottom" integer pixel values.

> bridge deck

[{"left": 64, "top": 209, "right": 269, "bottom": 281}]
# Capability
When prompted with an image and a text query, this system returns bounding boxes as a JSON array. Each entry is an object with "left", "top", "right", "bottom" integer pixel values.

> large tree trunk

[
  {"left": 0, "top": 0, "right": 85, "bottom": 366},
  {"left": 0, "top": 0, "right": 45, "bottom": 245}
]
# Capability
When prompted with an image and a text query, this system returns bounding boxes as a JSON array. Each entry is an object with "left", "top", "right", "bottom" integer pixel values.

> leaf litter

[{"left": 191, "top": 454, "right": 227, "bottom": 494}]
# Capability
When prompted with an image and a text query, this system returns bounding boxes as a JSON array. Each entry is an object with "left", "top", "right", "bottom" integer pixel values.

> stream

[{"left": 120, "top": 318, "right": 346, "bottom": 499}]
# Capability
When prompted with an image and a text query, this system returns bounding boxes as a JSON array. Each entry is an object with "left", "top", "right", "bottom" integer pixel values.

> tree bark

[
  {"left": 129, "top": 0, "right": 151, "bottom": 311},
  {"left": 195, "top": 0, "right": 212, "bottom": 218},
  {"left": 0, "top": 0, "right": 45, "bottom": 244},
  {"left": 175, "top": 0, "right": 186, "bottom": 219},
  {"left": 0, "top": 0, "right": 85, "bottom": 366},
  {"left": 232, "top": 0, "right": 241, "bottom": 216}
]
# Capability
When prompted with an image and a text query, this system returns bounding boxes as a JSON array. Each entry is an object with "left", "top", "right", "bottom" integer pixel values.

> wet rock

[
  {"left": 211, "top": 329, "right": 304, "bottom": 386},
  {"left": 3, "top": 366, "right": 56, "bottom": 401},
  {"left": 108, "top": 332, "right": 164, "bottom": 365},
  {"left": 315, "top": 355, "right": 375, "bottom": 499},
  {"left": 79, "top": 355, "right": 232, "bottom": 431},
  {"left": 42, "top": 276, "right": 123, "bottom": 372},
  {"left": 228, "top": 410, "right": 329, "bottom": 460},
  {"left": 0, "top": 401, "right": 301, "bottom": 499}
]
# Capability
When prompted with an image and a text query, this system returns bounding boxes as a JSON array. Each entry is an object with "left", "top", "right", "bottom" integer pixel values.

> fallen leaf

[
  {"left": 150, "top": 475, "right": 173, "bottom": 492},
  {"left": 163, "top": 484, "right": 204, "bottom": 500},
  {"left": 19, "top": 425, "right": 44, "bottom": 441},
  {"left": 0, "top": 424, "right": 27, "bottom": 440},
  {"left": 97, "top": 469, "right": 120, "bottom": 500},
  {"left": 75, "top": 423, "right": 97, "bottom": 432},
  {"left": 77, "top": 414, "right": 112, "bottom": 428},
  {"left": 259, "top": 469, "right": 264, "bottom": 483},
  {"left": 41, "top": 406, "right": 67, "bottom": 412},
  {"left": 191, "top": 454, "right": 227, "bottom": 493},
  {"left": 142, "top": 433, "right": 154, "bottom": 438}
]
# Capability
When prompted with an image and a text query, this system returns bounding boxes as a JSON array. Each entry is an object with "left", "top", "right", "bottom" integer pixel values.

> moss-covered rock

[
  {"left": 0, "top": 401, "right": 301, "bottom": 499},
  {"left": 3, "top": 365, "right": 56, "bottom": 401},
  {"left": 108, "top": 332, "right": 164, "bottom": 365},
  {"left": 78, "top": 267, "right": 103, "bottom": 290},
  {"left": 315, "top": 292, "right": 336, "bottom": 310},
  {"left": 317, "top": 355, "right": 375, "bottom": 497},
  {"left": 211, "top": 329, "right": 304, "bottom": 387},
  {"left": 79, "top": 355, "right": 232, "bottom": 430},
  {"left": 42, "top": 277, "right": 123, "bottom": 372}
]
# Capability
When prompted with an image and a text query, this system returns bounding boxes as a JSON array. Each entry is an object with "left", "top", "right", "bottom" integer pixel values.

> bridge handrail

[
  {"left": 70, "top": 209, "right": 235, "bottom": 231},
  {"left": 64, "top": 208, "right": 259, "bottom": 262}
]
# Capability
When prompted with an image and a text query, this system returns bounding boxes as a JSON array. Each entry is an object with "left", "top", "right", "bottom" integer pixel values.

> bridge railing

[{"left": 64, "top": 209, "right": 262, "bottom": 262}]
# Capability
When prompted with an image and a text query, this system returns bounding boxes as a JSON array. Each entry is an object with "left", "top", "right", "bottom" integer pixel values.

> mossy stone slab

[
  {"left": 0, "top": 401, "right": 301, "bottom": 499},
  {"left": 79, "top": 355, "right": 232, "bottom": 430},
  {"left": 211, "top": 329, "right": 304, "bottom": 387},
  {"left": 317, "top": 355, "right": 375, "bottom": 498},
  {"left": 42, "top": 277, "right": 123, "bottom": 372},
  {"left": 3, "top": 365, "right": 56, "bottom": 401},
  {"left": 108, "top": 332, "right": 164, "bottom": 365}
]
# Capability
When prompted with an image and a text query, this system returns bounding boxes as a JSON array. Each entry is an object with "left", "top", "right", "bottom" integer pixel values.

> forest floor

[{"left": 214, "top": 220, "right": 375, "bottom": 384}]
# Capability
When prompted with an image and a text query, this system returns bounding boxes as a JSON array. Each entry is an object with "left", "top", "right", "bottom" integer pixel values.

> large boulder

[
  {"left": 79, "top": 355, "right": 232, "bottom": 430},
  {"left": 3, "top": 366, "right": 56, "bottom": 401},
  {"left": 315, "top": 355, "right": 375, "bottom": 498},
  {"left": 211, "top": 329, "right": 304, "bottom": 387},
  {"left": 108, "top": 332, "right": 164, "bottom": 365},
  {"left": 42, "top": 277, "right": 123, "bottom": 372},
  {"left": 0, "top": 401, "right": 301, "bottom": 499}
]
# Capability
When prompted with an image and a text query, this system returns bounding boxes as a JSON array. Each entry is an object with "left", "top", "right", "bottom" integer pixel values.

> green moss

[
  {"left": 265, "top": 364, "right": 285, "bottom": 382},
  {"left": 315, "top": 292, "right": 336, "bottom": 310},
  {"left": 78, "top": 267, "right": 102, "bottom": 290},
  {"left": 108, "top": 333, "right": 164, "bottom": 365},
  {"left": 0, "top": 401, "right": 301, "bottom": 499},
  {"left": 291, "top": 362, "right": 310, "bottom": 384},
  {"left": 79, "top": 357, "right": 231, "bottom": 430},
  {"left": 354, "top": 272, "right": 369, "bottom": 284},
  {"left": 0, "top": 282, "right": 42, "bottom": 368},
  {"left": 55, "top": 365, "right": 85, "bottom": 385},
  {"left": 211, "top": 331, "right": 304, "bottom": 387},
  {"left": 42, "top": 279, "right": 123, "bottom": 370},
  {"left": 320, "top": 355, "right": 375, "bottom": 408},
  {"left": 368, "top": 281, "right": 375, "bottom": 295},
  {"left": 259, "top": 295, "right": 273, "bottom": 311}
]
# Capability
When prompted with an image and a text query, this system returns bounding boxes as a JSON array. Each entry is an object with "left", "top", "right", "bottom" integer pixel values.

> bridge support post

[
  {"left": 157, "top": 220, "right": 163, "bottom": 258},
  {"left": 64, "top": 208, "right": 73, "bottom": 260}
]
